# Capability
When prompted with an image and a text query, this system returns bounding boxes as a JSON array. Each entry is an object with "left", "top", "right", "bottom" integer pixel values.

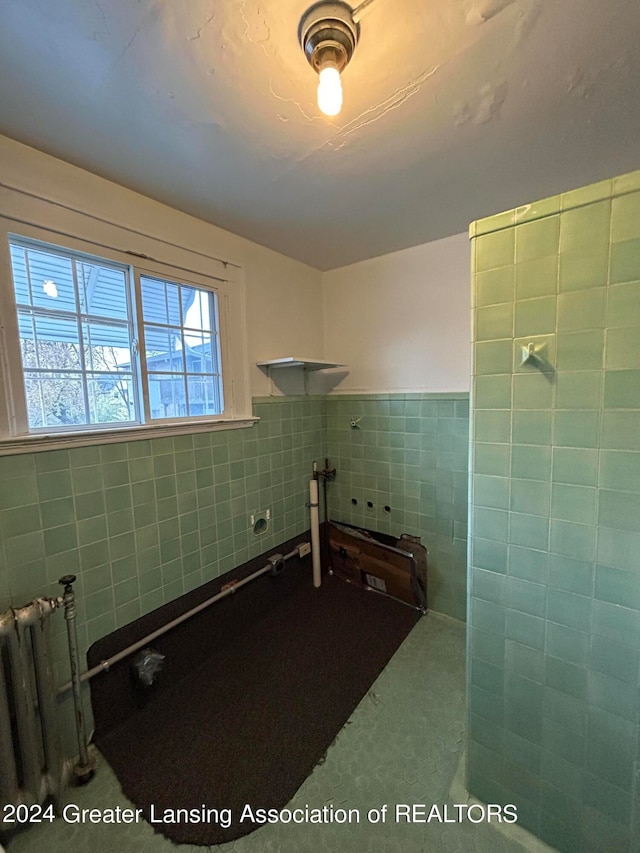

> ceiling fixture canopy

[{"left": 299, "top": 2, "right": 359, "bottom": 116}]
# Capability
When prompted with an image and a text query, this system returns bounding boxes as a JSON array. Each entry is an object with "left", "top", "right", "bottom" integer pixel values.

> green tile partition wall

[
  {"left": 468, "top": 169, "right": 640, "bottom": 853},
  {"left": 325, "top": 393, "right": 470, "bottom": 621}
]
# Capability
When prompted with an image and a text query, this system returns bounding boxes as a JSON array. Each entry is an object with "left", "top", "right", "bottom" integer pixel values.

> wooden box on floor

[{"left": 328, "top": 522, "right": 427, "bottom": 611}]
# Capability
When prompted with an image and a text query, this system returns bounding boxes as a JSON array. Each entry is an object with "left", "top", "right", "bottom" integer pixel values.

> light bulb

[{"left": 317, "top": 66, "right": 342, "bottom": 116}]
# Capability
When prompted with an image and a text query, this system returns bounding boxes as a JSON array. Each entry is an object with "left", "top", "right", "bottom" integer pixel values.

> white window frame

[
  {"left": 0, "top": 218, "right": 255, "bottom": 454},
  {"left": 135, "top": 265, "right": 226, "bottom": 424}
]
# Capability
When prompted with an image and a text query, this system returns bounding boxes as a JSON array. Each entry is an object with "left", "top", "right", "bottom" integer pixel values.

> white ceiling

[{"left": 0, "top": 0, "right": 639, "bottom": 270}]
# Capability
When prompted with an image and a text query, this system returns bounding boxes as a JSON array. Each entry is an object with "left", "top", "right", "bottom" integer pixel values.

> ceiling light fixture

[{"left": 299, "top": 2, "right": 359, "bottom": 117}]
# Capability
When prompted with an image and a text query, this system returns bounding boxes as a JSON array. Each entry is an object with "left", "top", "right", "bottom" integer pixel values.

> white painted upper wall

[
  {"left": 0, "top": 135, "right": 324, "bottom": 398},
  {"left": 0, "top": 136, "right": 472, "bottom": 402},
  {"left": 322, "top": 234, "right": 471, "bottom": 394}
]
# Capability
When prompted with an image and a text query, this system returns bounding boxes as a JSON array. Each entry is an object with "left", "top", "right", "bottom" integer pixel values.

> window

[
  {"left": 139, "top": 274, "right": 223, "bottom": 420},
  {"left": 3, "top": 235, "right": 236, "bottom": 440}
]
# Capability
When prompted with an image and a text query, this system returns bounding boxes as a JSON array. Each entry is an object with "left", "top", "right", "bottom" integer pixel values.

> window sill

[{"left": 0, "top": 417, "right": 259, "bottom": 456}]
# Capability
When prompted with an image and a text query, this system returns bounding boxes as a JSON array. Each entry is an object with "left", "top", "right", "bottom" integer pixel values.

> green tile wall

[
  {"left": 0, "top": 389, "right": 470, "bottom": 753},
  {"left": 0, "top": 396, "right": 325, "bottom": 747},
  {"left": 468, "top": 168, "right": 640, "bottom": 853},
  {"left": 325, "top": 393, "right": 469, "bottom": 620}
]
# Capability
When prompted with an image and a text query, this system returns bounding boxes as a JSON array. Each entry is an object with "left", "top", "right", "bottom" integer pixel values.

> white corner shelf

[
  {"left": 257, "top": 357, "right": 345, "bottom": 371},
  {"left": 257, "top": 357, "right": 346, "bottom": 396}
]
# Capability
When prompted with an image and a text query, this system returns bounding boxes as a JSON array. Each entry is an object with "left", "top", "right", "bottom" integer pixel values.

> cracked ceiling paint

[{"left": 0, "top": 0, "right": 639, "bottom": 269}]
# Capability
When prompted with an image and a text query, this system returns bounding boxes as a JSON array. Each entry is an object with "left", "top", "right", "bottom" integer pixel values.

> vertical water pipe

[
  {"left": 59, "top": 575, "right": 95, "bottom": 783},
  {"left": 310, "top": 470, "right": 322, "bottom": 588}
]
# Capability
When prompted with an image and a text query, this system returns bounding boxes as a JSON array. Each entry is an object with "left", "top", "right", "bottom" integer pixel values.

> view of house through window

[
  {"left": 8, "top": 238, "right": 224, "bottom": 432},
  {"left": 140, "top": 274, "right": 223, "bottom": 419}
]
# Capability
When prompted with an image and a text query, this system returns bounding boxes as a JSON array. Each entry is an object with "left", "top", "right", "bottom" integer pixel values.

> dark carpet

[{"left": 95, "top": 573, "right": 419, "bottom": 846}]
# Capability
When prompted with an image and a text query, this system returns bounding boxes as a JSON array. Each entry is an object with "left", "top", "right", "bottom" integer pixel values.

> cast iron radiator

[{"left": 0, "top": 598, "right": 65, "bottom": 830}]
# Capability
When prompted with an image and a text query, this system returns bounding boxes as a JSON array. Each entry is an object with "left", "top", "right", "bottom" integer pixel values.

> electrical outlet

[{"left": 298, "top": 542, "right": 311, "bottom": 557}]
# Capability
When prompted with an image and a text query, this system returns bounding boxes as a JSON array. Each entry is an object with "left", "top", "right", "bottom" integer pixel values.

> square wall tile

[
  {"left": 557, "top": 290, "right": 605, "bottom": 331},
  {"left": 515, "top": 255, "right": 558, "bottom": 300},
  {"left": 598, "top": 489, "right": 640, "bottom": 533},
  {"left": 473, "top": 506, "right": 509, "bottom": 542},
  {"left": 476, "top": 229, "right": 515, "bottom": 272},
  {"left": 611, "top": 192, "right": 640, "bottom": 243},
  {"left": 516, "top": 216, "right": 560, "bottom": 262},
  {"left": 509, "top": 512, "right": 549, "bottom": 550},
  {"left": 552, "top": 447, "right": 599, "bottom": 486},
  {"left": 546, "top": 622, "right": 588, "bottom": 667},
  {"left": 606, "top": 327, "right": 640, "bottom": 369},
  {"left": 513, "top": 372, "right": 554, "bottom": 410},
  {"left": 474, "top": 410, "right": 511, "bottom": 443},
  {"left": 511, "top": 445, "right": 551, "bottom": 481},
  {"left": 596, "top": 526, "right": 640, "bottom": 570},
  {"left": 550, "top": 520, "right": 595, "bottom": 562},
  {"left": 561, "top": 179, "right": 611, "bottom": 209},
  {"left": 476, "top": 266, "right": 515, "bottom": 306},
  {"left": 558, "top": 250, "right": 609, "bottom": 292},
  {"left": 601, "top": 411, "right": 640, "bottom": 451},
  {"left": 554, "top": 372, "right": 602, "bottom": 410},
  {"left": 590, "top": 635, "right": 639, "bottom": 683},
  {"left": 603, "top": 370, "right": 640, "bottom": 409},
  {"left": 475, "top": 340, "right": 513, "bottom": 375},
  {"left": 548, "top": 554, "right": 593, "bottom": 596},
  {"left": 510, "top": 478, "right": 550, "bottom": 516},
  {"left": 594, "top": 564, "right": 640, "bottom": 610},
  {"left": 550, "top": 484, "right": 597, "bottom": 525},
  {"left": 547, "top": 589, "right": 592, "bottom": 632},
  {"left": 474, "top": 474, "right": 510, "bottom": 510},
  {"left": 599, "top": 450, "right": 640, "bottom": 493},
  {"left": 606, "top": 280, "right": 640, "bottom": 327},
  {"left": 612, "top": 171, "right": 640, "bottom": 194},
  {"left": 610, "top": 237, "right": 640, "bottom": 284},
  {"left": 475, "top": 374, "right": 512, "bottom": 409},
  {"left": 474, "top": 443, "right": 510, "bottom": 477},
  {"left": 476, "top": 303, "right": 514, "bottom": 341},
  {"left": 505, "top": 609, "right": 545, "bottom": 651},
  {"left": 593, "top": 600, "right": 640, "bottom": 648},
  {"left": 560, "top": 200, "right": 611, "bottom": 254},
  {"left": 556, "top": 330, "right": 604, "bottom": 371},
  {"left": 507, "top": 576, "right": 546, "bottom": 618},
  {"left": 514, "top": 297, "right": 557, "bottom": 337},
  {"left": 553, "top": 411, "right": 599, "bottom": 448},
  {"left": 512, "top": 411, "right": 552, "bottom": 445}
]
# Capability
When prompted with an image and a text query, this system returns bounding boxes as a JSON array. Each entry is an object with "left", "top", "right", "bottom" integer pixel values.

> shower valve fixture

[{"left": 299, "top": 2, "right": 359, "bottom": 116}]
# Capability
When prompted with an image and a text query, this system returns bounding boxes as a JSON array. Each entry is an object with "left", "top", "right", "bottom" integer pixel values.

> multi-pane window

[
  {"left": 140, "top": 275, "right": 223, "bottom": 419},
  {"left": 7, "top": 237, "right": 224, "bottom": 433}
]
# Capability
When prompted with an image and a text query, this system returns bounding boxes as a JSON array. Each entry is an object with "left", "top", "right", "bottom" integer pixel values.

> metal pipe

[
  {"left": 309, "top": 478, "right": 322, "bottom": 588},
  {"left": 30, "top": 602, "right": 64, "bottom": 800},
  {"left": 322, "top": 459, "right": 331, "bottom": 571},
  {"left": 0, "top": 649, "right": 19, "bottom": 806},
  {"left": 0, "top": 597, "right": 60, "bottom": 636},
  {"left": 7, "top": 615, "right": 42, "bottom": 802},
  {"left": 58, "top": 546, "right": 301, "bottom": 695},
  {"left": 352, "top": 0, "right": 377, "bottom": 23},
  {"left": 59, "top": 575, "right": 95, "bottom": 784},
  {"left": 0, "top": 598, "right": 61, "bottom": 809}
]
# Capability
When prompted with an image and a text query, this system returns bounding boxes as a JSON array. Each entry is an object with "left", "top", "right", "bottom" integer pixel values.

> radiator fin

[{"left": 0, "top": 599, "right": 65, "bottom": 831}]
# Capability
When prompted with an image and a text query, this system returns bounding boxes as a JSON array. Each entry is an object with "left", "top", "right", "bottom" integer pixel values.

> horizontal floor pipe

[{"left": 57, "top": 546, "right": 302, "bottom": 695}]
